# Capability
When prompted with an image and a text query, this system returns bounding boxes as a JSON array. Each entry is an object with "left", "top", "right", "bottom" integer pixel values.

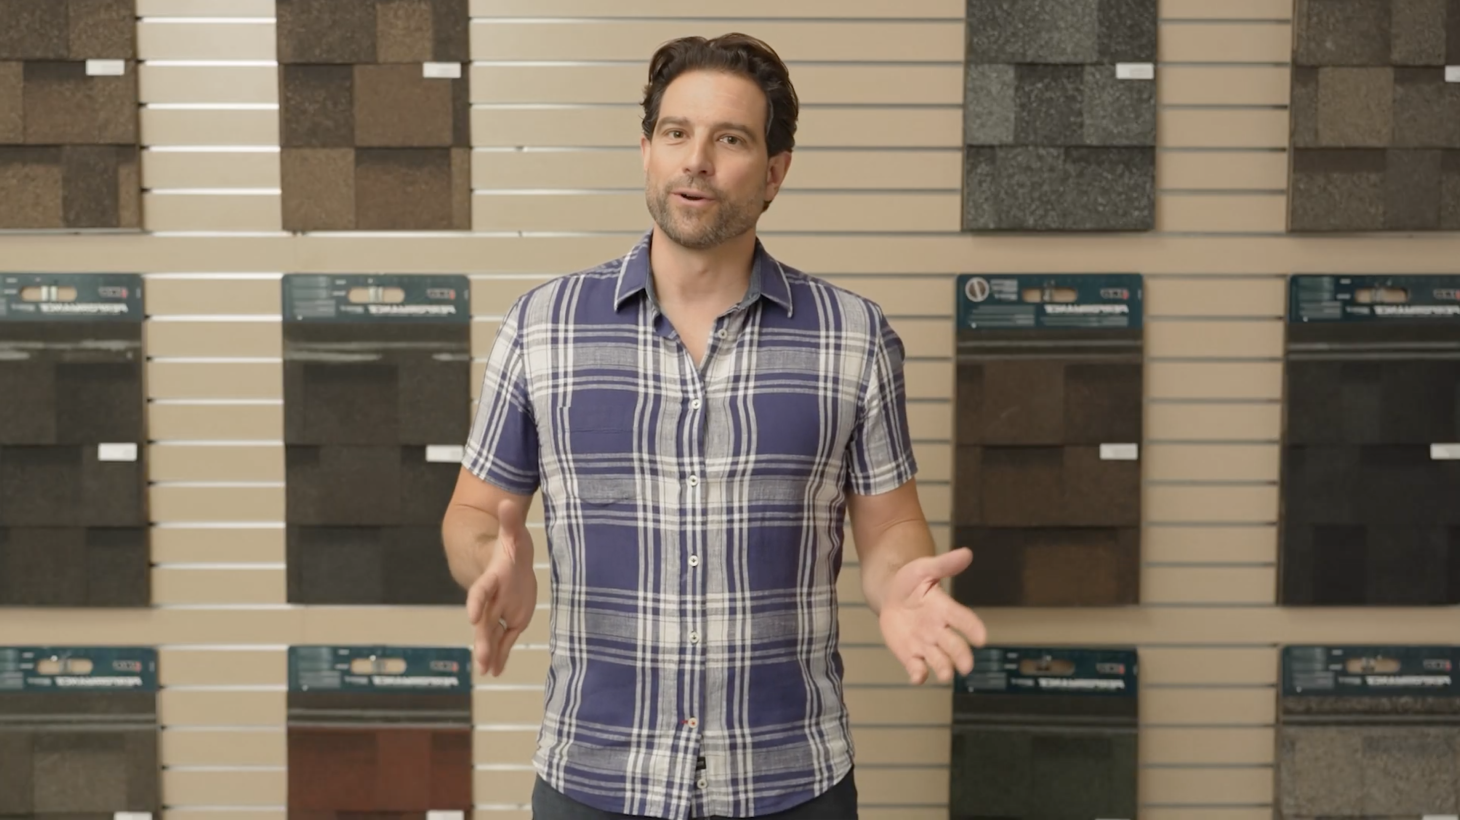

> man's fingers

[
  {"left": 473, "top": 616, "right": 495, "bottom": 676},
  {"left": 928, "top": 547, "right": 974, "bottom": 579},
  {"left": 922, "top": 646, "right": 956, "bottom": 685},
  {"left": 947, "top": 601, "right": 988, "bottom": 648},
  {"left": 938, "top": 626, "right": 975, "bottom": 676},
  {"left": 904, "top": 655, "right": 928, "bottom": 686},
  {"left": 493, "top": 626, "right": 524, "bottom": 677},
  {"left": 466, "top": 572, "right": 497, "bottom": 625}
]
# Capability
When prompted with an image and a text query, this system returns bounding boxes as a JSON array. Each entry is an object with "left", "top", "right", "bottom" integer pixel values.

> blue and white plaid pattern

[{"left": 463, "top": 230, "right": 917, "bottom": 819}]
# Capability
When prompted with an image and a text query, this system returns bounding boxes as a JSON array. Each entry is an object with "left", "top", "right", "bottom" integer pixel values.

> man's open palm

[
  {"left": 879, "top": 548, "right": 987, "bottom": 685},
  {"left": 466, "top": 498, "right": 537, "bottom": 677}
]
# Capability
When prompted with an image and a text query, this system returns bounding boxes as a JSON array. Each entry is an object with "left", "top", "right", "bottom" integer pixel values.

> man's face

[{"left": 641, "top": 70, "right": 789, "bottom": 251}]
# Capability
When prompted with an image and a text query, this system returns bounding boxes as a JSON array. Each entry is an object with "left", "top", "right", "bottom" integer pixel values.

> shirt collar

[{"left": 613, "top": 229, "right": 793, "bottom": 317}]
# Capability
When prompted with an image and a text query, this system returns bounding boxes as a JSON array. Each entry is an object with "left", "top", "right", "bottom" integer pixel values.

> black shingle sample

[
  {"left": 289, "top": 525, "right": 387, "bottom": 604},
  {"left": 84, "top": 526, "right": 150, "bottom": 606},
  {"left": 1445, "top": 150, "right": 1460, "bottom": 229},
  {"left": 0, "top": 528, "right": 88, "bottom": 606},
  {"left": 0, "top": 361, "right": 55, "bottom": 444},
  {"left": 280, "top": 65, "right": 355, "bottom": 149}
]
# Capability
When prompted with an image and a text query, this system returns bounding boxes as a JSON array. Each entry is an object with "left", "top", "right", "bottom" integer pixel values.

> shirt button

[
  {"left": 691, "top": 399, "right": 701, "bottom": 409},
  {"left": 716, "top": 329, "right": 727, "bottom": 339},
  {"left": 687, "top": 717, "right": 698, "bottom": 728},
  {"left": 690, "top": 631, "right": 700, "bottom": 644},
  {"left": 697, "top": 777, "right": 708, "bottom": 790},
  {"left": 689, "top": 555, "right": 700, "bottom": 568},
  {"left": 688, "top": 475, "right": 699, "bottom": 487}
]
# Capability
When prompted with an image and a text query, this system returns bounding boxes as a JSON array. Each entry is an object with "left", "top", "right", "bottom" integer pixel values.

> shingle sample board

[
  {"left": 950, "top": 646, "right": 1139, "bottom": 820},
  {"left": 0, "top": 274, "right": 149, "bottom": 608},
  {"left": 0, "top": 0, "right": 140, "bottom": 231},
  {"left": 961, "top": 0, "right": 1158, "bottom": 232},
  {"left": 952, "top": 274, "right": 1144, "bottom": 607},
  {"left": 275, "top": 0, "right": 471, "bottom": 232},
  {"left": 1280, "top": 275, "right": 1460, "bottom": 606},
  {"left": 282, "top": 274, "right": 471, "bottom": 605},
  {"left": 287, "top": 645, "right": 474, "bottom": 817},
  {"left": 0, "top": 645, "right": 161, "bottom": 817},
  {"left": 1288, "top": 0, "right": 1460, "bottom": 231},
  {"left": 1277, "top": 644, "right": 1460, "bottom": 818}
]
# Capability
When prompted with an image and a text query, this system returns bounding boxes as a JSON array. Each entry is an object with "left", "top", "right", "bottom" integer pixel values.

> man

[{"left": 441, "top": 33, "right": 987, "bottom": 820}]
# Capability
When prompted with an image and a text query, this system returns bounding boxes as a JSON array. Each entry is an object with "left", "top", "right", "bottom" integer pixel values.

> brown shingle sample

[
  {"left": 281, "top": 148, "right": 357, "bottom": 231},
  {"left": 353, "top": 63, "right": 458, "bottom": 148},
  {"left": 376, "top": 0, "right": 435, "bottom": 63},
  {"left": 1316, "top": 67, "right": 1393, "bottom": 147},
  {"left": 68, "top": 0, "right": 137, "bottom": 60},
  {"left": 355, "top": 147, "right": 466, "bottom": 230},
  {"left": 1296, "top": 0, "right": 1392, "bottom": 66},
  {"left": 276, "top": 0, "right": 377, "bottom": 64},
  {"left": 1289, "top": 148, "right": 1387, "bottom": 231},
  {"left": 0, "top": 0, "right": 69, "bottom": 60},
  {"left": 0, "top": 61, "right": 21, "bottom": 143},
  {"left": 62, "top": 144, "right": 120, "bottom": 228},
  {"left": 280, "top": 65, "right": 355, "bottom": 148},
  {"left": 0, "top": 146, "right": 63, "bottom": 229}
]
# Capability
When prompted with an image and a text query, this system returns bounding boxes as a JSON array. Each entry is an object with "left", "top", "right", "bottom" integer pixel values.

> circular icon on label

[{"left": 964, "top": 277, "right": 991, "bottom": 303}]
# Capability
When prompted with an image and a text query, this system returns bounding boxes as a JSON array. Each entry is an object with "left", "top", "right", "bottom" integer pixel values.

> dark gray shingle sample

[
  {"left": 953, "top": 445, "right": 982, "bottom": 526},
  {"left": 1444, "top": 150, "right": 1460, "bottom": 229},
  {"left": 1289, "top": 149, "right": 1387, "bottom": 231},
  {"left": 62, "top": 144, "right": 121, "bottom": 228},
  {"left": 1362, "top": 731, "right": 1458, "bottom": 814},
  {"left": 33, "top": 731, "right": 129, "bottom": 811},
  {"left": 992, "top": 146, "right": 1066, "bottom": 230},
  {"left": 280, "top": 65, "right": 355, "bottom": 149},
  {"left": 429, "top": 0, "right": 470, "bottom": 63},
  {"left": 1385, "top": 148, "right": 1443, "bottom": 229},
  {"left": 0, "top": 730, "right": 33, "bottom": 812},
  {"left": 0, "top": 61, "right": 21, "bottom": 144},
  {"left": 1014, "top": 65, "right": 1083, "bottom": 145},
  {"left": 1391, "top": 0, "right": 1449, "bottom": 64},
  {"left": 1296, "top": 0, "right": 1392, "bottom": 66},
  {"left": 966, "top": 0, "right": 1100, "bottom": 64},
  {"left": 1316, "top": 67, "right": 1394, "bottom": 147},
  {"left": 1097, "top": 0, "right": 1158, "bottom": 62},
  {"left": 1393, "top": 68, "right": 1460, "bottom": 147},
  {"left": 287, "top": 525, "right": 386, "bottom": 604},
  {"left": 382, "top": 525, "right": 465, "bottom": 604},
  {"left": 275, "top": 0, "right": 376, "bottom": 64},
  {"left": 1449, "top": 0, "right": 1460, "bottom": 62},
  {"left": 1278, "top": 726, "right": 1366, "bottom": 815},
  {"left": 0, "top": 527, "right": 88, "bottom": 606},
  {"left": 1082, "top": 64, "right": 1156, "bottom": 145},
  {"left": 1291, "top": 67, "right": 1320, "bottom": 148},
  {"left": 963, "top": 64, "right": 1015, "bottom": 145},
  {"left": 961, "top": 146, "right": 997, "bottom": 230},
  {"left": 285, "top": 444, "right": 401, "bottom": 525},
  {"left": 1064, "top": 146, "right": 1154, "bottom": 230},
  {"left": 84, "top": 526, "right": 150, "bottom": 606},
  {"left": 54, "top": 359, "right": 144, "bottom": 443}
]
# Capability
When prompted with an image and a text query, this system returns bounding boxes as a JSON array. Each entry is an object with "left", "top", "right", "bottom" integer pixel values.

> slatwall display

[{"left": 0, "top": 0, "right": 1458, "bottom": 817}]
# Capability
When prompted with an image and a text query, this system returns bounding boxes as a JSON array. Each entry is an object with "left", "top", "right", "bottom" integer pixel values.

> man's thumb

[{"left": 930, "top": 547, "right": 974, "bottom": 578}]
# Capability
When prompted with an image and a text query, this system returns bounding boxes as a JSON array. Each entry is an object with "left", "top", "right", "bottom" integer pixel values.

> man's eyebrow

[{"left": 658, "top": 116, "right": 760, "bottom": 140}]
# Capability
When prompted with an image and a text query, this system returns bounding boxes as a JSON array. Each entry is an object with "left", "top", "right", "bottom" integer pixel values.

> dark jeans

[{"left": 531, "top": 768, "right": 858, "bottom": 820}]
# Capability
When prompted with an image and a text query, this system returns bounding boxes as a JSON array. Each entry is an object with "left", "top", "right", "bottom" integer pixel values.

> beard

[{"left": 645, "top": 176, "right": 762, "bottom": 251}]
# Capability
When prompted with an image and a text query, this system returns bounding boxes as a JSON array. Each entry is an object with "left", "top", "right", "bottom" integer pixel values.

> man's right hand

[{"left": 465, "top": 497, "right": 537, "bottom": 677}]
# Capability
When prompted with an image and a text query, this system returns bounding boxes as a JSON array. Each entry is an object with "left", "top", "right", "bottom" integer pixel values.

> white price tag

[
  {"left": 1099, "top": 443, "right": 1139, "bottom": 461},
  {"left": 1422, "top": 815, "right": 1460, "bottom": 820},
  {"left": 115, "top": 813, "right": 153, "bottom": 820},
  {"left": 423, "top": 62, "right": 462, "bottom": 79},
  {"left": 426, "top": 444, "right": 465, "bottom": 463},
  {"left": 427, "top": 812, "right": 465, "bottom": 820},
  {"left": 86, "top": 59, "right": 126, "bottom": 76},
  {"left": 1446, "top": 66, "right": 1460, "bottom": 83},
  {"left": 1431, "top": 444, "right": 1460, "bottom": 460},
  {"left": 1115, "top": 63, "right": 1154, "bottom": 81},
  {"left": 98, "top": 443, "right": 138, "bottom": 462}
]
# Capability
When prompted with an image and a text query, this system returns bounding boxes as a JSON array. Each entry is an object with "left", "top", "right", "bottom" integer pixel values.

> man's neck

[{"left": 648, "top": 226, "right": 757, "bottom": 313}]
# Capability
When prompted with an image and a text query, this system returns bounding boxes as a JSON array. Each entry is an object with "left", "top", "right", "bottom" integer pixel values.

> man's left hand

[{"left": 877, "top": 547, "right": 987, "bottom": 685}]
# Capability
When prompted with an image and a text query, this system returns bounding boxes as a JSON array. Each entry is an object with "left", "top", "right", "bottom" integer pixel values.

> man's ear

[
  {"left": 640, "top": 133, "right": 651, "bottom": 172},
  {"left": 764, "top": 151, "right": 793, "bottom": 201}
]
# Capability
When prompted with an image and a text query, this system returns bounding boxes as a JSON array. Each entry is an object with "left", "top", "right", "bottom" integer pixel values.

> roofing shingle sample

[
  {"left": 1445, "top": 150, "right": 1460, "bottom": 229},
  {"left": 963, "top": 64, "right": 1015, "bottom": 145},
  {"left": 1391, "top": 0, "right": 1449, "bottom": 64},
  {"left": 280, "top": 65, "right": 355, "bottom": 149},
  {"left": 84, "top": 526, "right": 150, "bottom": 606},
  {"left": 1385, "top": 148, "right": 1443, "bottom": 229},
  {"left": 1013, "top": 65, "right": 1083, "bottom": 146},
  {"left": 1316, "top": 67, "right": 1394, "bottom": 147},
  {"left": 1289, "top": 148, "right": 1387, "bottom": 231},
  {"left": 965, "top": 0, "right": 1100, "bottom": 64},
  {"left": 62, "top": 144, "right": 121, "bottom": 228},
  {"left": 1064, "top": 146, "right": 1155, "bottom": 230},
  {"left": 276, "top": 0, "right": 377, "bottom": 64},
  {"left": 68, "top": 0, "right": 137, "bottom": 60},
  {"left": 280, "top": 148, "right": 357, "bottom": 231},
  {"left": 0, "top": 148, "right": 59, "bottom": 228},
  {"left": 375, "top": 0, "right": 434, "bottom": 63},
  {"left": 1291, "top": 67, "right": 1320, "bottom": 148},
  {"left": 22, "top": 61, "right": 94, "bottom": 144},
  {"left": 1393, "top": 68, "right": 1460, "bottom": 148},
  {"left": 991, "top": 145, "right": 1066, "bottom": 232},
  {"left": 0, "top": 0, "right": 70, "bottom": 60},
  {"left": 960, "top": 146, "right": 997, "bottom": 230},
  {"left": 288, "top": 525, "right": 386, "bottom": 604},
  {"left": 0, "top": 61, "right": 22, "bottom": 143},
  {"left": 430, "top": 0, "right": 470, "bottom": 63},
  {"left": 286, "top": 444, "right": 402, "bottom": 525},
  {"left": 1082, "top": 64, "right": 1156, "bottom": 146},
  {"left": 0, "top": 527, "right": 88, "bottom": 606},
  {"left": 0, "top": 730, "right": 34, "bottom": 812},
  {"left": 353, "top": 64, "right": 458, "bottom": 148},
  {"left": 1097, "top": 0, "right": 1158, "bottom": 62},
  {"left": 1296, "top": 0, "right": 1392, "bottom": 66},
  {"left": 382, "top": 525, "right": 464, "bottom": 604},
  {"left": 355, "top": 147, "right": 465, "bottom": 230},
  {"left": 54, "top": 358, "right": 144, "bottom": 443}
]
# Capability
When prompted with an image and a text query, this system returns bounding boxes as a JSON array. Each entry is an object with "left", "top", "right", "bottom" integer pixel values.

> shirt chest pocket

[{"left": 552, "top": 402, "right": 638, "bottom": 504}]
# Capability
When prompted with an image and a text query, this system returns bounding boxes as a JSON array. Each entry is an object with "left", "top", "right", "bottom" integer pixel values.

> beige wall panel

[
  {"left": 1150, "top": 362, "right": 1282, "bottom": 400},
  {"left": 471, "top": 22, "right": 964, "bottom": 62},
  {"left": 918, "top": 483, "right": 950, "bottom": 523},
  {"left": 160, "top": 690, "right": 284, "bottom": 726},
  {"left": 1142, "top": 767, "right": 1273, "bottom": 805},
  {"left": 1144, "top": 812, "right": 1271, "bottom": 820},
  {"left": 142, "top": 109, "right": 280, "bottom": 147},
  {"left": 137, "top": 21, "right": 276, "bottom": 61},
  {"left": 0, "top": 609, "right": 305, "bottom": 644},
  {"left": 144, "top": 193, "right": 283, "bottom": 232},
  {"left": 904, "top": 360, "right": 949, "bottom": 400},
  {"left": 1139, "top": 648, "right": 1277, "bottom": 686},
  {"left": 1146, "top": 403, "right": 1279, "bottom": 441},
  {"left": 474, "top": 192, "right": 960, "bottom": 233},
  {"left": 906, "top": 402, "right": 950, "bottom": 440},
  {"left": 475, "top": 689, "right": 546, "bottom": 724},
  {"left": 146, "top": 320, "right": 282, "bottom": 357},
  {"left": 302, "top": 607, "right": 493, "bottom": 645},
  {"left": 474, "top": 769, "right": 536, "bottom": 804},
  {"left": 1147, "top": 320, "right": 1282, "bottom": 357},
  {"left": 139, "top": 0, "right": 274, "bottom": 16},
  {"left": 470, "top": 276, "right": 554, "bottom": 313},
  {"left": 143, "top": 150, "right": 282, "bottom": 190},
  {"left": 1160, "top": 0, "right": 1290, "bottom": 18},
  {"left": 856, "top": 767, "right": 948, "bottom": 805},
  {"left": 852, "top": 727, "right": 950, "bottom": 766},
  {"left": 161, "top": 770, "right": 284, "bottom": 807},
  {"left": 472, "top": 0, "right": 966, "bottom": 17},
  {"left": 882, "top": 318, "right": 953, "bottom": 354},
  {"left": 1158, "top": 23, "right": 1291, "bottom": 62},
  {"left": 1145, "top": 278, "right": 1284, "bottom": 317},
  {"left": 478, "top": 647, "right": 552, "bottom": 687},
  {"left": 151, "top": 441, "right": 285, "bottom": 482},
  {"left": 161, "top": 729, "right": 285, "bottom": 767},
  {"left": 1161, "top": 110, "right": 1287, "bottom": 149},
  {"left": 1144, "top": 727, "right": 1275, "bottom": 766},
  {"left": 473, "top": 148, "right": 962, "bottom": 191},
  {"left": 147, "top": 361, "right": 282, "bottom": 399},
  {"left": 149, "top": 404, "right": 282, "bottom": 441},
  {"left": 151, "top": 526, "right": 286, "bottom": 563},
  {"left": 472, "top": 107, "right": 961, "bottom": 148},
  {"left": 1158, "top": 194, "right": 1286, "bottom": 233},
  {"left": 1144, "top": 525, "right": 1276, "bottom": 564},
  {"left": 912, "top": 443, "right": 950, "bottom": 482},
  {"left": 1143, "top": 566, "right": 1274, "bottom": 604},
  {"left": 475, "top": 728, "right": 539, "bottom": 764},
  {"left": 140, "top": 65, "right": 277, "bottom": 105},
  {"left": 151, "top": 486, "right": 283, "bottom": 522},
  {"left": 1144, "top": 444, "right": 1279, "bottom": 482},
  {"left": 473, "top": 64, "right": 962, "bottom": 106},
  {"left": 844, "top": 687, "right": 949, "bottom": 725},
  {"left": 824, "top": 276, "right": 954, "bottom": 316},
  {"left": 1159, "top": 66, "right": 1289, "bottom": 106},
  {"left": 160, "top": 648, "right": 285, "bottom": 686},
  {"left": 1157, "top": 151, "right": 1288, "bottom": 191},
  {"left": 1144, "top": 688, "right": 1276, "bottom": 725},
  {"left": 154, "top": 567, "right": 286, "bottom": 604},
  {"left": 147, "top": 277, "right": 280, "bottom": 315},
  {"left": 1147, "top": 486, "right": 1276, "bottom": 523},
  {"left": 861, "top": 812, "right": 946, "bottom": 820}
]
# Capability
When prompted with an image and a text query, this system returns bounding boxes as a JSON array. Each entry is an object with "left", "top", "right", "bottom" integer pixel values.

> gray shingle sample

[
  {"left": 1391, "top": 0, "right": 1449, "bottom": 64},
  {"left": 1082, "top": 64, "right": 1155, "bottom": 145},
  {"left": 0, "top": 61, "right": 21, "bottom": 144},
  {"left": 963, "top": 64, "right": 1015, "bottom": 145},
  {"left": 1393, "top": 68, "right": 1460, "bottom": 147},
  {"left": 1384, "top": 148, "right": 1443, "bottom": 229},
  {"left": 1289, "top": 149, "right": 1387, "bottom": 231},
  {"left": 1316, "top": 67, "right": 1394, "bottom": 147},
  {"left": 1296, "top": 0, "right": 1392, "bottom": 66},
  {"left": 1014, "top": 65, "right": 1083, "bottom": 146},
  {"left": 992, "top": 146, "right": 1065, "bottom": 230},
  {"left": 1097, "top": 0, "right": 1157, "bottom": 62},
  {"left": 965, "top": 0, "right": 1100, "bottom": 64},
  {"left": 1064, "top": 146, "right": 1154, "bottom": 230},
  {"left": 961, "top": 146, "right": 997, "bottom": 230},
  {"left": 1291, "top": 67, "right": 1320, "bottom": 147},
  {"left": 1444, "top": 150, "right": 1460, "bottom": 229}
]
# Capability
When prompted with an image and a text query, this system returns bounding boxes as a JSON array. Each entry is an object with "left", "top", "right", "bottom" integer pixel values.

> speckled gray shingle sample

[
  {"left": 964, "top": 64, "right": 1015, "bottom": 145},
  {"left": 993, "top": 146, "right": 1065, "bottom": 229},
  {"left": 1384, "top": 148, "right": 1443, "bottom": 229},
  {"left": 1065, "top": 147, "right": 1154, "bottom": 230},
  {"left": 1014, "top": 65, "right": 1083, "bottom": 145},
  {"left": 1296, "top": 0, "right": 1392, "bottom": 66},
  {"left": 1392, "top": 68, "right": 1460, "bottom": 147},
  {"left": 1290, "top": 67, "right": 1320, "bottom": 148},
  {"left": 1082, "top": 64, "right": 1156, "bottom": 145},
  {"left": 1443, "top": 151, "right": 1460, "bottom": 229},
  {"left": 965, "top": 0, "right": 1099, "bottom": 64},
  {"left": 1391, "top": 0, "right": 1449, "bottom": 64},
  {"left": 1317, "top": 67, "right": 1394, "bottom": 147},
  {"left": 1289, "top": 149, "right": 1387, "bottom": 231},
  {"left": 962, "top": 147, "right": 997, "bottom": 230},
  {"left": 1097, "top": 0, "right": 1158, "bottom": 62}
]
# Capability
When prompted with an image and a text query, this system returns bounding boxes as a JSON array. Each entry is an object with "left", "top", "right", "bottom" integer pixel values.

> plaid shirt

[{"left": 463, "top": 230, "right": 917, "bottom": 819}]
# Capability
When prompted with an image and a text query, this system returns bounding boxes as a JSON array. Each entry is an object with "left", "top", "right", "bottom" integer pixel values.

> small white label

[
  {"left": 426, "top": 444, "right": 465, "bottom": 463},
  {"left": 115, "top": 813, "right": 153, "bottom": 820},
  {"left": 1422, "top": 815, "right": 1460, "bottom": 820},
  {"left": 1099, "top": 443, "right": 1139, "bottom": 461},
  {"left": 1115, "top": 62, "right": 1155, "bottom": 81},
  {"left": 86, "top": 59, "right": 126, "bottom": 76},
  {"left": 423, "top": 62, "right": 462, "bottom": 79},
  {"left": 1431, "top": 444, "right": 1460, "bottom": 460},
  {"left": 427, "top": 812, "right": 465, "bottom": 820},
  {"left": 98, "top": 443, "right": 138, "bottom": 462},
  {"left": 1446, "top": 66, "right": 1460, "bottom": 83}
]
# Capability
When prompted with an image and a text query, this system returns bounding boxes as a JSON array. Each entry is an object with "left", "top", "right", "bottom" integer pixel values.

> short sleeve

[
  {"left": 461, "top": 295, "right": 540, "bottom": 495},
  {"left": 845, "top": 305, "right": 918, "bottom": 496}
]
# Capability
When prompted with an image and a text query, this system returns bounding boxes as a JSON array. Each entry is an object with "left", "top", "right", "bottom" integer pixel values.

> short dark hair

[{"left": 641, "top": 33, "right": 799, "bottom": 158}]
